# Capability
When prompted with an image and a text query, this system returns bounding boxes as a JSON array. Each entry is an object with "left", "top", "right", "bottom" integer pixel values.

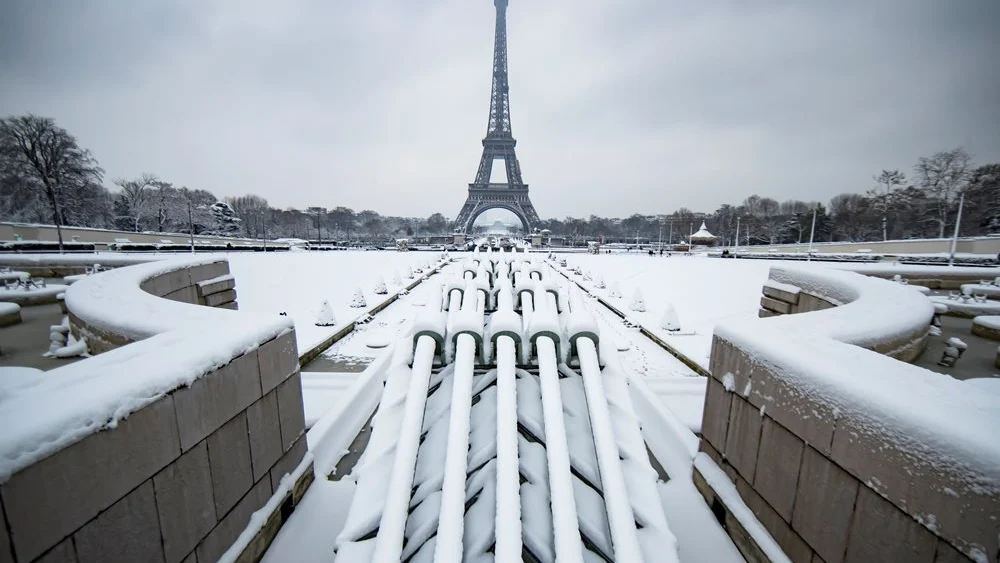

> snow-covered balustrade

[
  {"left": 756, "top": 266, "right": 932, "bottom": 361},
  {"left": 0, "top": 256, "right": 313, "bottom": 563},
  {"left": 698, "top": 266, "right": 999, "bottom": 563},
  {"left": 332, "top": 260, "right": 682, "bottom": 562}
]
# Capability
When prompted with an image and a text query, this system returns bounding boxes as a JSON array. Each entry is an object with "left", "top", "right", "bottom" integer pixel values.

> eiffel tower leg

[
  {"left": 454, "top": 197, "right": 481, "bottom": 234},
  {"left": 518, "top": 199, "right": 541, "bottom": 231}
]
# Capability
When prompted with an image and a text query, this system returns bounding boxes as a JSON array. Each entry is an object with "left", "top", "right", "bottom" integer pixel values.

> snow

[
  {"left": 657, "top": 480, "right": 752, "bottom": 563},
  {"left": 0, "top": 284, "right": 68, "bottom": 302},
  {"left": 314, "top": 300, "right": 336, "bottom": 326},
  {"left": 0, "top": 271, "right": 29, "bottom": 282},
  {"left": 660, "top": 303, "right": 682, "bottom": 331},
  {"left": 965, "top": 378, "right": 1000, "bottom": 395},
  {"left": 694, "top": 453, "right": 793, "bottom": 563},
  {"left": 494, "top": 336, "right": 522, "bottom": 561},
  {"left": 262, "top": 479, "right": 357, "bottom": 563},
  {"left": 370, "top": 336, "right": 435, "bottom": 562},
  {"left": 219, "top": 452, "right": 315, "bottom": 563},
  {"left": 0, "top": 302, "right": 19, "bottom": 315},
  {"left": 714, "top": 267, "right": 1000, "bottom": 496},
  {"left": 349, "top": 288, "right": 367, "bottom": 308},
  {"left": 962, "top": 283, "right": 1000, "bottom": 299},
  {"left": 973, "top": 316, "right": 1000, "bottom": 330},
  {"left": 228, "top": 251, "right": 446, "bottom": 352},
  {"left": 0, "top": 257, "right": 292, "bottom": 482},
  {"left": 577, "top": 338, "right": 643, "bottom": 562},
  {"left": 536, "top": 336, "right": 585, "bottom": 563},
  {"left": 931, "top": 296, "right": 1000, "bottom": 317},
  {"left": 300, "top": 372, "right": 358, "bottom": 428},
  {"left": 0, "top": 253, "right": 161, "bottom": 267},
  {"left": 433, "top": 334, "right": 476, "bottom": 562},
  {"left": 763, "top": 279, "right": 800, "bottom": 295}
]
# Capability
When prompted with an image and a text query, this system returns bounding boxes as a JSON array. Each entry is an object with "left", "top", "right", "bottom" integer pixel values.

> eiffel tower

[{"left": 454, "top": 0, "right": 541, "bottom": 234}]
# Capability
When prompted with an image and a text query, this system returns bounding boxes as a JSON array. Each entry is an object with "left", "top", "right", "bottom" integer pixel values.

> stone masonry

[
  {"left": 697, "top": 337, "right": 998, "bottom": 563},
  {"left": 1, "top": 260, "right": 311, "bottom": 563}
]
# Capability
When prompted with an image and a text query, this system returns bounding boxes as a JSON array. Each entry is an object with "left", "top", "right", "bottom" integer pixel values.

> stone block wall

[
  {"left": 757, "top": 274, "right": 928, "bottom": 363},
  {"left": 698, "top": 337, "right": 997, "bottom": 563},
  {"left": 74, "top": 261, "right": 238, "bottom": 355},
  {"left": 0, "top": 329, "right": 309, "bottom": 563},
  {"left": 139, "top": 260, "right": 238, "bottom": 310}
]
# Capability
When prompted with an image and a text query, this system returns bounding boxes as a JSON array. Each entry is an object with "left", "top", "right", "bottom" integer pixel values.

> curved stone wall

[
  {"left": 0, "top": 257, "right": 311, "bottom": 563},
  {"left": 697, "top": 266, "right": 998, "bottom": 563}
]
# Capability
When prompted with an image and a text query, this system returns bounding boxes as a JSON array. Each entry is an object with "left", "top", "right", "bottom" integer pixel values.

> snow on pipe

[
  {"left": 520, "top": 292, "right": 535, "bottom": 361},
  {"left": 536, "top": 336, "right": 585, "bottom": 563},
  {"left": 567, "top": 287, "right": 601, "bottom": 365},
  {"left": 433, "top": 333, "right": 477, "bottom": 563},
  {"left": 577, "top": 338, "right": 643, "bottom": 562},
  {"left": 494, "top": 335, "right": 522, "bottom": 561},
  {"left": 412, "top": 308, "right": 447, "bottom": 365},
  {"left": 371, "top": 335, "right": 437, "bottom": 563}
]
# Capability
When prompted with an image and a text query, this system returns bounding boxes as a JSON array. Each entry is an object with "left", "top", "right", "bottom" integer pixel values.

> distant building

[{"left": 690, "top": 222, "right": 718, "bottom": 246}]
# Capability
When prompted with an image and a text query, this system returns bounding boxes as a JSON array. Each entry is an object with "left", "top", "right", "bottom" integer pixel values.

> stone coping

[
  {"left": 2, "top": 257, "right": 292, "bottom": 482},
  {"left": 707, "top": 267, "right": 999, "bottom": 561}
]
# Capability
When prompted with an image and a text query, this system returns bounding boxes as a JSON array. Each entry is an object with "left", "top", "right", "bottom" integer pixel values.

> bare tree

[
  {"left": 114, "top": 173, "right": 159, "bottom": 232},
  {"left": 225, "top": 194, "right": 269, "bottom": 238},
  {"left": 869, "top": 169, "right": 906, "bottom": 241},
  {"left": 914, "top": 148, "right": 971, "bottom": 238},
  {"left": 0, "top": 115, "right": 104, "bottom": 251}
]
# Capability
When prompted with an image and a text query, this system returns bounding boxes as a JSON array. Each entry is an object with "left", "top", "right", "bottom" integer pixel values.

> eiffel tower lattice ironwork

[{"left": 454, "top": 0, "right": 541, "bottom": 234}]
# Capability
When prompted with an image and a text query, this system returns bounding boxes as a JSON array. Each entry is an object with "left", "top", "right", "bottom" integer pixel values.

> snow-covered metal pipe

[
  {"left": 494, "top": 335, "right": 522, "bottom": 561},
  {"left": 433, "top": 333, "right": 477, "bottom": 562},
  {"left": 577, "top": 337, "right": 643, "bottom": 562},
  {"left": 536, "top": 336, "right": 585, "bottom": 563},
  {"left": 371, "top": 335, "right": 437, "bottom": 563}
]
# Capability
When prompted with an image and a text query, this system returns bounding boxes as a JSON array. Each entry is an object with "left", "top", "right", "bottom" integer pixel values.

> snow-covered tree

[
  {"left": 373, "top": 276, "right": 388, "bottom": 294},
  {"left": 595, "top": 276, "right": 606, "bottom": 289},
  {"left": 630, "top": 289, "right": 646, "bottom": 312},
  {"left": 660, "top": 303, "right": 681, "bottom": 331},
  {"left": 315, "top": 300, "right": 336, "bottom": 326},
  {"left": 113, "top": 173, "right": 158, "bottom": 232},
  {"left": 0, "top": 115, "right": 105, "bottom": 251},
  {"left": 349, "top": 288, "right": 367, "bottom": 308},
  {"left": 609, "top": 282, "right": 621, "bottom": 299},
  {"left": 406, "top": 265, "right": 414, "bottom": 279},
  {"left": 392, "top": 271, "right": 403, "bottom": 286},
  {"left": 209, "top": 201, "right": 242, "bottom": 236}
]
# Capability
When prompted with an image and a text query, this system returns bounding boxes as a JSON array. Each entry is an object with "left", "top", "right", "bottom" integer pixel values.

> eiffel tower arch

[{"left": 454, "top": 0, "right": 541, "bottom": 234}]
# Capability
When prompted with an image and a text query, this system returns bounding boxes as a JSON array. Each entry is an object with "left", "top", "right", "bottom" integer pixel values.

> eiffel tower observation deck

[{"left": 454, "top": 0, "right": 541, "bottom": 234}]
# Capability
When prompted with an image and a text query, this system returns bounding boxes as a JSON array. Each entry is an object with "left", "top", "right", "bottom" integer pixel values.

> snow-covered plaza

[{"left": 0, "top": 249, "right": 997, "bottom": 563}]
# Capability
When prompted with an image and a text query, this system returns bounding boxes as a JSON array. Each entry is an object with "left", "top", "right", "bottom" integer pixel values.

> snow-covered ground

[
  {"left": 562, "top": 254, "right": 776, "bottom": 369},
  {"left": 227, "top": 251, "right": 446, "bottom": 352}
]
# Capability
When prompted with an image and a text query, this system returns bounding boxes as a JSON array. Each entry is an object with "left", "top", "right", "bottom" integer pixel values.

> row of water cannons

[
  {"left": 405, "top": 248, "right": 607, "bottom": 366},
  {"left": 314, "top": 258, "right": 445, "bottom": 327}
]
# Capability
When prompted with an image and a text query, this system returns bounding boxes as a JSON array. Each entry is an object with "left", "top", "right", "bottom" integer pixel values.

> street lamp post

[
  {"left": 948, "top": 193, "right": 965, "bottom": 267},
  {"left": 807, "top": 205, "right": 818, "bottom": 261},
  {"left": 734, "top": 217, "right": 741, "bottom": 253}
]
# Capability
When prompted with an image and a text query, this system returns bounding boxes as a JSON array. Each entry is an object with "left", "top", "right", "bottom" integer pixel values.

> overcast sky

[{"left": 2, "top": 0, "right": 998, "bottom": 220}]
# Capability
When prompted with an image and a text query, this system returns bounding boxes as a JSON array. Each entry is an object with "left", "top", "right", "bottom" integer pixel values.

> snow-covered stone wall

[
  {"left": 698, "top": 266, "right": 998, "bottom": 563},
  {"left": 0, "top": 257, "right": 312, "bottom": 563}
]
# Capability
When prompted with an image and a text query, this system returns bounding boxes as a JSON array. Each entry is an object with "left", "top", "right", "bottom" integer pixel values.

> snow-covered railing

[
  {"left": 0, "top": 256, "right": 311, "bottom": 563},
  {"left": 698, "top": 266, "right": 999, "bottom": 563}
]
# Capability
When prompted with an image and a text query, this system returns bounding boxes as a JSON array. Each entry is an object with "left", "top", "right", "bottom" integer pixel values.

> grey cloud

[{"left": 1, "top": 0, "right": 997, "bottom": 220}]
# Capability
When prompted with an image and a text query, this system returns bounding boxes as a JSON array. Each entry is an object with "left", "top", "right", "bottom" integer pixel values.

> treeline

[
  {"left": 543, "top": 149, "right": 999, "bottom": 246},
  {"left": 2, "top": 114, "right": 997, "bottom": 247}
]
